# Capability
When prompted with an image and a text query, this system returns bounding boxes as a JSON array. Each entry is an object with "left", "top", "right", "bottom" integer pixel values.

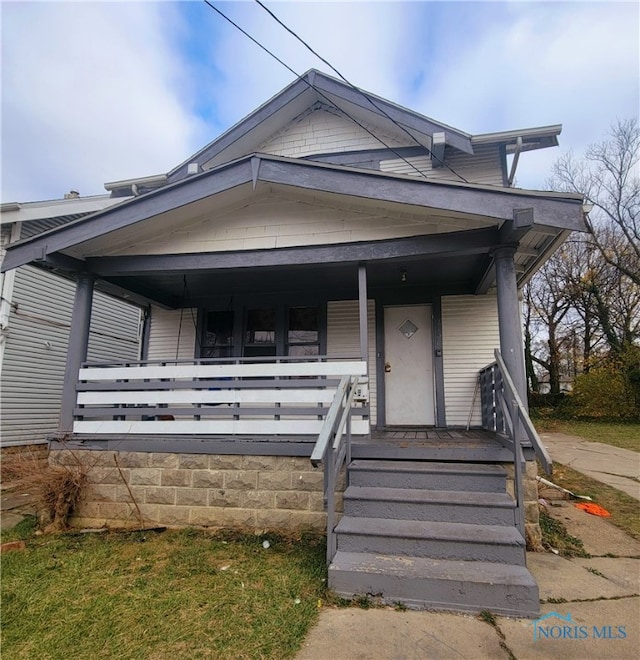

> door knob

[{"left": 384, "top": 362, "right": 391, "bottom": 373}]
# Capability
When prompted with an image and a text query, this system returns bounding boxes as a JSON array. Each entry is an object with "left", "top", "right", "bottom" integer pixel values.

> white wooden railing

[{"left": 74, "top": 356, "right": 370, "bottom": 436}]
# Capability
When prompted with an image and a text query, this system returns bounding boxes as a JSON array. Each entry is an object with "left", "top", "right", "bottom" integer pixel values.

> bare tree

[
  {"left": 525, "top": 119, "right": 639, "bottom": 396},
  {"left": 550, "top": 118, "right": 639, "bottom": 288}
]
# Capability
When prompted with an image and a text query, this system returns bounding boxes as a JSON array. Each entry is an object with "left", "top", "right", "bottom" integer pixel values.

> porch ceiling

[{"left": 102, "top": 252, "right": 488, "bottom": 307}]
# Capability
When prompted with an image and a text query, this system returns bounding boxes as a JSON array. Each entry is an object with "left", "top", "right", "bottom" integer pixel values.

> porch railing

[
  {"left": 310, "top": 375, "right": 359, "bottom": 563},
  {"left": 74, "top": 356, "right": 369, "bottom": 436},
  {"left": 479, "top": 349, "right": 552, "bottom": 537}
]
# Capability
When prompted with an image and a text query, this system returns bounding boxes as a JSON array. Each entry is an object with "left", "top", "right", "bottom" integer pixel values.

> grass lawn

[
  {"left": 544, "top": 463, "right": 640, "bottom": 541},
  {"left": 1, "top": 521, "right": 327, "bottom": 659},
  {"left": 533, "top": 417, "right": 640, "bottom": 452}
]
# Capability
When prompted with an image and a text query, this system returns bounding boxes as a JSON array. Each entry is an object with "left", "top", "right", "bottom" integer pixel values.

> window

[
  {"left": 244, "top": 308, "right": 276, "bottom": 357},
  {"left": 201, "top": 310, "right": 234, "bottom": 358},
  {"left": 287, "top": 307, "right": 319, "bottom": 356}
]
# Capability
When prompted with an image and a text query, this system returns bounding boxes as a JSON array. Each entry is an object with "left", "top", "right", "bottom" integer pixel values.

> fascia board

[
  {"left": 167, "top": 77, "right": 314, "bottom": 181},
  {"left": 1, "top": 153, "right": 585, "bottom": 274},
  {"left": 311, "top": 73, "right": 473, "bottom": 154},
  {"left": 0, "top": 195, "right": 131, "bottom": 225}
]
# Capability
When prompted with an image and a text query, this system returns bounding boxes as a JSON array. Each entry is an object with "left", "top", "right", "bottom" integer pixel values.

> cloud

[
  {"left": 1, "top": 2, "right": 205, "bottom": 202},
  {"left": 195, "top": 1, "right": 418, "bottom": 128},
  {"left": 2, "top": 1, "right": 637, "bottom": 202},
  {"left": 408, "top": 1, "right": 640, "bottom": 187}
]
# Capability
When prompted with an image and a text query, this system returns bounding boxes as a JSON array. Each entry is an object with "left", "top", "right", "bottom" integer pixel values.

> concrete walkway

[
  {"left": 297, "top": 504, "right": 640, "bottom": 659},
  {"left": 539, "top": 432, "right": 640, "bottom": 500},
  {"left": 296, "top": 434, "right": 640, "bottom": 659}
]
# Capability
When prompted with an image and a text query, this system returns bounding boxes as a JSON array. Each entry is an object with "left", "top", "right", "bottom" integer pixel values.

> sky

[{"left": 1, "top": 0, "right": 638, "bottom": 203}]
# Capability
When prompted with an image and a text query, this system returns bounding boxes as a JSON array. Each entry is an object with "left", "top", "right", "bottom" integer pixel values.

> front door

[{"left": 384, "top": 305, "right": 435, "bottom": 425}]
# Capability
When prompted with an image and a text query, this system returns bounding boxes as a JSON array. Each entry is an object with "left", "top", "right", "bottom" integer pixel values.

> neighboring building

[
  {"left": 1, "top": 70, "right": 587, "bottom": 616},
  {"left": 0, "top": 194, "right": 143, "bottom": 447}
]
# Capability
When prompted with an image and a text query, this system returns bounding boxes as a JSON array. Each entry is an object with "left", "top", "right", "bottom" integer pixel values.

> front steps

[{"left": 328, "top": 459, "right": 539, "bottom": 617}]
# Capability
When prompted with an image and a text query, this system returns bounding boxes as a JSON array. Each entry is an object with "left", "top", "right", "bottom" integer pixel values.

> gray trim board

[
  {"left": 375, "top": 298, "right": 386, "bottom": 429},
  {"left": 432, "top": 297, "right": 446, "bottom": 428},
  {"left": 87, "top": 229, "right": 500, "bottom": 276},
  {"left": 494, "top": 246, "right": 527, "bottom": 406},
  {"left": 1, "top": 153, "right": 585, "bottom": 274},
  {"left": 311, "top": 73, "right": 473, "bottom": 154},
  {"left": 254, "top": 159, "right": 584, "bottom": 231},
  {"left": 51, "top": 436, "right": 318, "bottom": 457},
  {"left": 1, "top": 159, "right": 253, "bottom": 272},
  {"left": 60, "top": 275, "right": 95, "bottom": 432},
  {"left": 358, "top": 264, "right": 368, "bottom": 363}
]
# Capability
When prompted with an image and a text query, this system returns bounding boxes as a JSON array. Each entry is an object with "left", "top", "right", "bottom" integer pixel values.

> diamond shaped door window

[{"left": 399, "top": 319, "right": 418, "bottom": 339}]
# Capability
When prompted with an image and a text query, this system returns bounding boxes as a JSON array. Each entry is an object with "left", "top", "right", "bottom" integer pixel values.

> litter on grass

[
  {"left": 537, "top": 476, "right": 593, "bottom": 501},
  {"left": 574, "top": 502, "right": 611, "bottom": 517}
]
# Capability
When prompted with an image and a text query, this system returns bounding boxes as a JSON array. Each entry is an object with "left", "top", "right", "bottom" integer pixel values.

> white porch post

[
  {"left": 59, "top": 274, "right": 95, "bottom": 432},
  {"left": 358, "top": 263, "right": 368, "bottom": 363},
  {"left": 493, "top": 245, "right": 528, "bottom": 409}
]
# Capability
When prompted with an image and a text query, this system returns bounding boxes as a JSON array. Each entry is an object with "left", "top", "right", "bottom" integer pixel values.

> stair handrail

[
  {"left": 493, "top": 350, "right": 553, "bottom": 476},
  {"left": 310, "top": 374, "right": 359, "bottom": 563},
  {"left": 480, "top": 351, "right": 553, "bottom": 476}
]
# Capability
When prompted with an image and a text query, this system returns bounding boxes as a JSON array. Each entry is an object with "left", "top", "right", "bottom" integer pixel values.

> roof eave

[{"left": 1, "top": 153, "right": 586, "bottom": 274}]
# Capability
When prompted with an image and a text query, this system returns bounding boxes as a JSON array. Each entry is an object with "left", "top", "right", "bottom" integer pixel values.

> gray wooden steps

[
  {"left": 329, "top": 552, "right": 539, "bottom": 618},
  {"left": 335, "top": 517, "right": 525, "bottom": 564},
  {"left": 344, "top": 486, "right": 516, "bottom": 525},
  {"left": 328, "top": 458, "right": 539, "bottom": 617},
  {"left": 348, "top": 459, "right": 507, "bottom": 492}
]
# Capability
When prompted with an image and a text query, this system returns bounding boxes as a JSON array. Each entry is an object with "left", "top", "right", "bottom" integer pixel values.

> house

[
  {"left": 1, "top": 70, "right": 586, "bottom": 615},
  {"left": 0, "top": 193, "right": 143, "bottom": 448}
]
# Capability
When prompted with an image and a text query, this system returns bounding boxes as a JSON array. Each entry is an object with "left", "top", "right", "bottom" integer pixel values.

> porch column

[
  {"left": 358, "top": 263, "right": 368, "bottom": 363},
  {"left": 59, "top": 274, "right": 95, "bottom": 432},
  {"left": 493, "top": 245, "right": 528, "bottom": 409}
]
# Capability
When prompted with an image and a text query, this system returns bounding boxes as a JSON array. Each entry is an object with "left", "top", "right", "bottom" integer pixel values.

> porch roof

[{"left": 1, "top": 152, "right": 586, "bottom": 308}]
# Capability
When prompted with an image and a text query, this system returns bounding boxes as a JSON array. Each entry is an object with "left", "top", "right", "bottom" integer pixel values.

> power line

[
  {"left": 253, "top": 0, "right": 470, "bottom": 184},
  {"left": 202, "top": 0, "right": 432, "bottom": 179}
]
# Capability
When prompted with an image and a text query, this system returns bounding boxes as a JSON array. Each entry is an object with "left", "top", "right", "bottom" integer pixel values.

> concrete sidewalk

[
  {"left": 296, "top": 435, "right": 640, "bottom": 659},
  {"left": 539, "top": 432, "right": 640, "bottom": 500},
  {"left": 296, "top": 505, "right": 640, "bottom": 659}
]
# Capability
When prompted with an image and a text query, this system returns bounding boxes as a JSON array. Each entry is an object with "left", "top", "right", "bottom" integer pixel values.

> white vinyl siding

[
  {"left": 442, "top": 294, "right": 499, "bottom": 427},
  {"left": 146, "top": 306, "right": 197, "bottom": 361},
  {"left": 103, "top": 193, "right": 493, "bottom": 257},
  {"left": 259, "top": 108, "right": 409, "bottom": 158},
  {"left": 327, "top": 300, "right": 377, "bottom": 425},
  {"left": 0, "top": 266, "right": 141, "bottom": 446},
  {"left": 381, "top": 144, "right": 505, "bottom": 187}
]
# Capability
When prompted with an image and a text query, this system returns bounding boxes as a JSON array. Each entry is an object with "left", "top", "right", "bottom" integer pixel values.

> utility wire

[
  {"left": 202, "top": 0, "right": 432, "bottom": 179},
  {"left": 253, "top": 0, "right": 470, "bottom": 184}
]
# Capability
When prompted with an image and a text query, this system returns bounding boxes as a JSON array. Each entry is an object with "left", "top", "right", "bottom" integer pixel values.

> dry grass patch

[
  {"left": 547, "top": 463, "right": 640, "bottom": 540},
  {"left": 1, "top": 527, "right": 327, "bottom": 659},
  {"left": 534, "top": 418, "right": 640, "bottom": 452}
]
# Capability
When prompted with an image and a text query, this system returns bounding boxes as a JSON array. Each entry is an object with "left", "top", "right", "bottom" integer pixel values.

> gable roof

[
  {"left": 167, "top": 69, "right": 476, "bottom": 182},
  {"left": 166, "top": 69, "right": 561, "bottom": 184}
]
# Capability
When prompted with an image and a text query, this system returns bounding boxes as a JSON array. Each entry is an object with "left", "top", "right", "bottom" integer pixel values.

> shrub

[{"left": 566, "top": 351, "right": 640, "bottom": 420}]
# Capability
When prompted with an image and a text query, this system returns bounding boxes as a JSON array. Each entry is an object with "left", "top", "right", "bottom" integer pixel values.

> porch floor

[
  {"left": 58, "top": 428, "right": 524, "bottom": 463},
  {"left": 352, "top": 428, "right": 515, "bottom": 462}
]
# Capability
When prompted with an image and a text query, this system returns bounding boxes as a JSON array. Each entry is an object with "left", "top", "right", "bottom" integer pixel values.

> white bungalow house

[
  {"left": 1, "top": 70, "right": 586, "bottom": 616},
  {"left": 0, "top": 194, "right": 142, "bottom": 448}
]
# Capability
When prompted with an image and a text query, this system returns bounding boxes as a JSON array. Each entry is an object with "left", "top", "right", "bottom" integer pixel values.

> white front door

[{"left": 384, "top": 305, "right": 435, "bottom": 426}]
